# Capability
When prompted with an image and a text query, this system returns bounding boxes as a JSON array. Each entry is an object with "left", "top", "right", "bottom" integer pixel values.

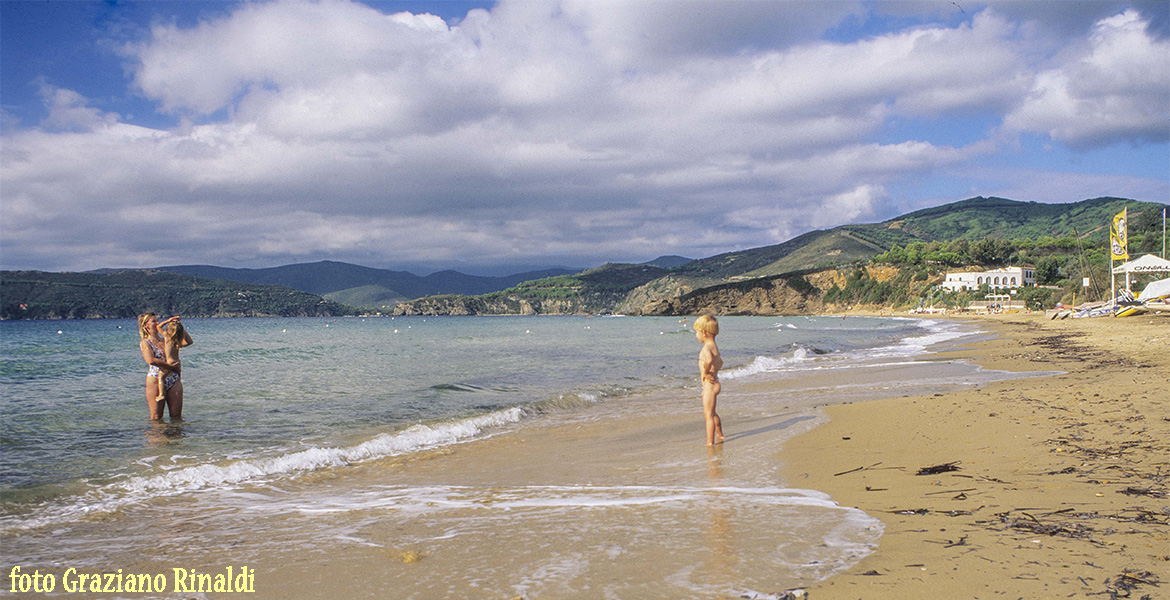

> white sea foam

[
  {"left": 867, "top": 319, "right": 977, "bottom": 358},
  {"left": 722, "top": 319, "right": 980, "bottom": 382},
  {"left": 252, "top": 484, "right": 876, "bottom": 519},
  {"left": 1, "top": 408, "right": 526, "bottom": 532},
  {"left": 721, "top": 347, "right": 817, "bottom": 380}
]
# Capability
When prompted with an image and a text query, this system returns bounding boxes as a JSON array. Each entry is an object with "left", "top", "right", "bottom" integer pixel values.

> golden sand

[{"left": 784, "top": 313, "right": 1169, "bottom": 599}]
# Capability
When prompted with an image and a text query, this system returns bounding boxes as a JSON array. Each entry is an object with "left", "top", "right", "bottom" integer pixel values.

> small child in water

[
  {"left": 154, "top": 321, "right": 188, "bottom": 402},
  {"left": 694, "top": 314, "right": 725, "bottom": 446}
]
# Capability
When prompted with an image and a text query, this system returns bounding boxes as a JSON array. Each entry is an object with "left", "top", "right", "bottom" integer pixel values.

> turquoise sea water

[
  {"left": 1, "top": 315, "right": 1030, "bottom": 596},
  {"left": 0, "top": 315, "right": 948, "bottom": 499}
]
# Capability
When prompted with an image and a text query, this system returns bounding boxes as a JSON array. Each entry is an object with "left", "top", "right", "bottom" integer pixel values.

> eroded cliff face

[
  {"left": 637, "top": 277, "right": 825, "bottom": 316},
  {"left": 616, "top": 275, "right": 721, "bottom": 315}
]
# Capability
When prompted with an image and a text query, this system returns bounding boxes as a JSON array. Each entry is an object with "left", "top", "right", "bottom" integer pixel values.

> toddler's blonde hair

[
  {"left": 161, "top": 321, "right": 186, "bottom": 344},
  {"left": 693, "top": 314, "right": 719, "bottom": 336}
]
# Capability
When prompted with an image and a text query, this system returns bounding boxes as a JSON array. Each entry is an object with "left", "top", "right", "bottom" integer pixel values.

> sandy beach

[{"left": 785, "top": 313, "right": 1169, "bottom": 599}]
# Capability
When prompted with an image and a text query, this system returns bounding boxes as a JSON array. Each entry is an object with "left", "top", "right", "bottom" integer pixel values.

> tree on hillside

[
  {"left": 971, "top": 238, "right": 1014, "bottom": 265},
  {"left": 1035, "top": 256, "right": 1063, "bottom": 285}
]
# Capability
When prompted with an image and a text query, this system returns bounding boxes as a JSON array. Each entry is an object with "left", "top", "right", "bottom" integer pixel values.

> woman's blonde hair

[
  {"left": 138, "top": 313, "right": 158, "bottom": 340},
  {"left": 693, "top": 314, "right": 719, "bottom": 336},
  {"left": 161, "top": 320, "right": 186, "bottom": 345}
]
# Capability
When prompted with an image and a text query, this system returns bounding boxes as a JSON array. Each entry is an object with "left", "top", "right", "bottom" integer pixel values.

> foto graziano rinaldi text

[{"left": 9, "top": 566, "right": 255, "bottom": 594}]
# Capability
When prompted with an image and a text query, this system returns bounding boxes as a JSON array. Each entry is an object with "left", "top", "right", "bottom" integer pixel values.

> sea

[{"left": 0, "top": 315, "right": 1037, "bottom": 598}]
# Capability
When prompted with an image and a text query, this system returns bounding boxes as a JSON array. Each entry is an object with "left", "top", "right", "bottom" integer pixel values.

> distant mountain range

[
  {"left": 156, "top": 256, "right": 694, "bottom": 309},
  {"left": 4, "top": 196, "right": 1164, "bottom": 319}
]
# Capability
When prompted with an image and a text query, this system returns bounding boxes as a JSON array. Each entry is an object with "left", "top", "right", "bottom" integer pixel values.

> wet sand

[
  {"left": 785, "top": 313, "right": 1169, "bottom": 599},
  {"left": 242, "top": 387, "right": 878, "bottom": 599}
]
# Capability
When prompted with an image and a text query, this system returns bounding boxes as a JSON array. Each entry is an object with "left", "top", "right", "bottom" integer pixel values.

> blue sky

[{"left": 2, "top": 0, "right": 1167, "bottom": 274}]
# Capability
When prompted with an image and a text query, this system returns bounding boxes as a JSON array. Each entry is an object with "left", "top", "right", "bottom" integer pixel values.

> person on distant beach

[
  {"left": 694, "top": 314, "right": 725, "bottom": 446},
  {"left": 138, "top": 313, "right": 193, "bottom": 420}
]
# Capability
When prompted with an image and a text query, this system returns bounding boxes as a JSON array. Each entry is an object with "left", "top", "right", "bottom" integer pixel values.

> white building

[{"left": 941, "top": 266, "right": 1035, "bottom": 292}]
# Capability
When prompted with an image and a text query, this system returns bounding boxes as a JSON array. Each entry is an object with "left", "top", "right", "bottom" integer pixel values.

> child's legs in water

[
  {"left": 702, "top": 381, "right": 724, "bottom": 445},
  {"left": 156, "top": 370, "right": 169, "bottom": 401}
]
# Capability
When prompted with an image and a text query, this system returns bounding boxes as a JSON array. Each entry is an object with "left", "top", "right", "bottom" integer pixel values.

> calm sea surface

[{"left": 1, "top": 315, "right": 1030, "bottom": 595}]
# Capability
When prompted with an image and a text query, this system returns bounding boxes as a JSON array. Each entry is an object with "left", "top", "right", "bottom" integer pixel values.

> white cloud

[
  {"left": 1004, "top": 9, "right": 1170, "bottom": 147},
  {"left": 2, "top": 0, "right": 1166, "bottom": 272},
  {"left": 37, "top": 81, "right": 119, "bottom": 131}
]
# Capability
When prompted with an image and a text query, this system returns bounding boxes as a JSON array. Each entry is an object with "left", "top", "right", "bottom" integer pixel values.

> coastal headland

[{"left": 785, "top": 313, "right": 1168, "bottom": 599}]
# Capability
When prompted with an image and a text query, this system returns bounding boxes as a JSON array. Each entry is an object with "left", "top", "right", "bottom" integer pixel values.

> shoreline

[
  {"left": 782, "top": 313, "right": 1168, "bottom": 599},
  {"left": 4, "top": 314, "right": 1164, "bottom": 598}
]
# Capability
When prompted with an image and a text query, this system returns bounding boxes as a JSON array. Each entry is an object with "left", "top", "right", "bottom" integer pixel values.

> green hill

[
  {"left": 395, "top": 196, "right": 1167, "bottom": 316},
  {"left": 674, "top": 197, "right": 1163, "bottom": 282},
  {"left": 871, "top": 196, "right": 1147, "bottom": 242},
  {"left": 1, "top": 270, "right": 357, "bottom": 319}
]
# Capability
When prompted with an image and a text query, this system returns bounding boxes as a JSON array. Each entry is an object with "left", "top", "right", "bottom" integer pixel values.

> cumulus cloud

[
  {"left": 1, "top": 0, "right": 1166, "bottom": 272},
  {"left": 36, "top": 81, "right": 120, "bottom": 131},
  {"left": 1004, "top": 9, "right": 1170, "bottom": 147}
]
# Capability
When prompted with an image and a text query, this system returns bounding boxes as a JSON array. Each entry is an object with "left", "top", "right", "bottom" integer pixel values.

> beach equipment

[
  {"left": 1112, "top": 254, "right": 1170, "bottom": 276},
  {"left": 1112, "top": 254, "right": 1170, "bottom": 296},
  {"left": 1110, "top": 208, "right": 1129, "bottom": 261},
  {"left": 1109, "top": 208, "right": 1128, "bottom": 304},
  {"left": 1137, "top": 277, "right": 1170, "bottom": 302}
]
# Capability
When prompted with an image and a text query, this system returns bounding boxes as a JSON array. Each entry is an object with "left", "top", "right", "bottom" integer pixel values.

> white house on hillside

[{"left": 941, "top": 266, "right": 1035, "bottom": 292}]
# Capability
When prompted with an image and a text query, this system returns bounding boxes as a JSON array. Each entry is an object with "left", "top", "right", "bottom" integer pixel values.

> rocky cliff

[
  {"left": 616, "top": 274, "right": 720, "bottom": 315},
  {"left": 636, "top": 275, "right": 827, "bottom": 316}
]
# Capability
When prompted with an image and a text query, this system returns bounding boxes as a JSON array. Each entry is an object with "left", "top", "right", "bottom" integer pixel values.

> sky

[{"left": 2, "top": 0, "right": 1167, "bottom": 275}]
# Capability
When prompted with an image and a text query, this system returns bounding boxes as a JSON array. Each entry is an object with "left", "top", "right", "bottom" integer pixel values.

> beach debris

[
  {"left": 386, "top": 548, "right": 425, "bottom": 563},
  {"left": 859, "top": 570, "right": 882, "bottom": 576},
  {"left": 944, "top": 535, "right": 969, "bottom": 547},
  {"left": 833, "top": 461, "right": 883, "bottom": 477},
  {"left": 993, "top": 512, "right": 1094, "bottom": 538},
  {"left": 916, "top": 461, "right": 961, "bottom": 475},
  {"left": 1118, "top": 486, "right": 1167, "bottom": 499},
  {"left": 1103, "top": 570, "right": 1160, "bottom": 599},
  {"left": 738, "top": 589, "right": 807, "bottom": 600},
  {"left": 891, "top": 508, "right": 931, "bottom": 515},
  {"left": 924, "top": 487, "right": 976, "bottom": 496}
]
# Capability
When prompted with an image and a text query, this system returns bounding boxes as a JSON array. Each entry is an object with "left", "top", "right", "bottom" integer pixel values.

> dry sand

[{"left": 783, "top": 313, "right": 1169, "bottom": 599}]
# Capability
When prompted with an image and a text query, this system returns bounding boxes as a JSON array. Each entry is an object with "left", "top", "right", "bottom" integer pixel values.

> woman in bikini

[{"left": 138, "top": 313, "right": 193, "bottom": 420}]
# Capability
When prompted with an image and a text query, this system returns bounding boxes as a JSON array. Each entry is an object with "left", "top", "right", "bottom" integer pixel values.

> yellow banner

[{"left": 1110, "top": 208, "right": 1128, "bottom": 260}]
